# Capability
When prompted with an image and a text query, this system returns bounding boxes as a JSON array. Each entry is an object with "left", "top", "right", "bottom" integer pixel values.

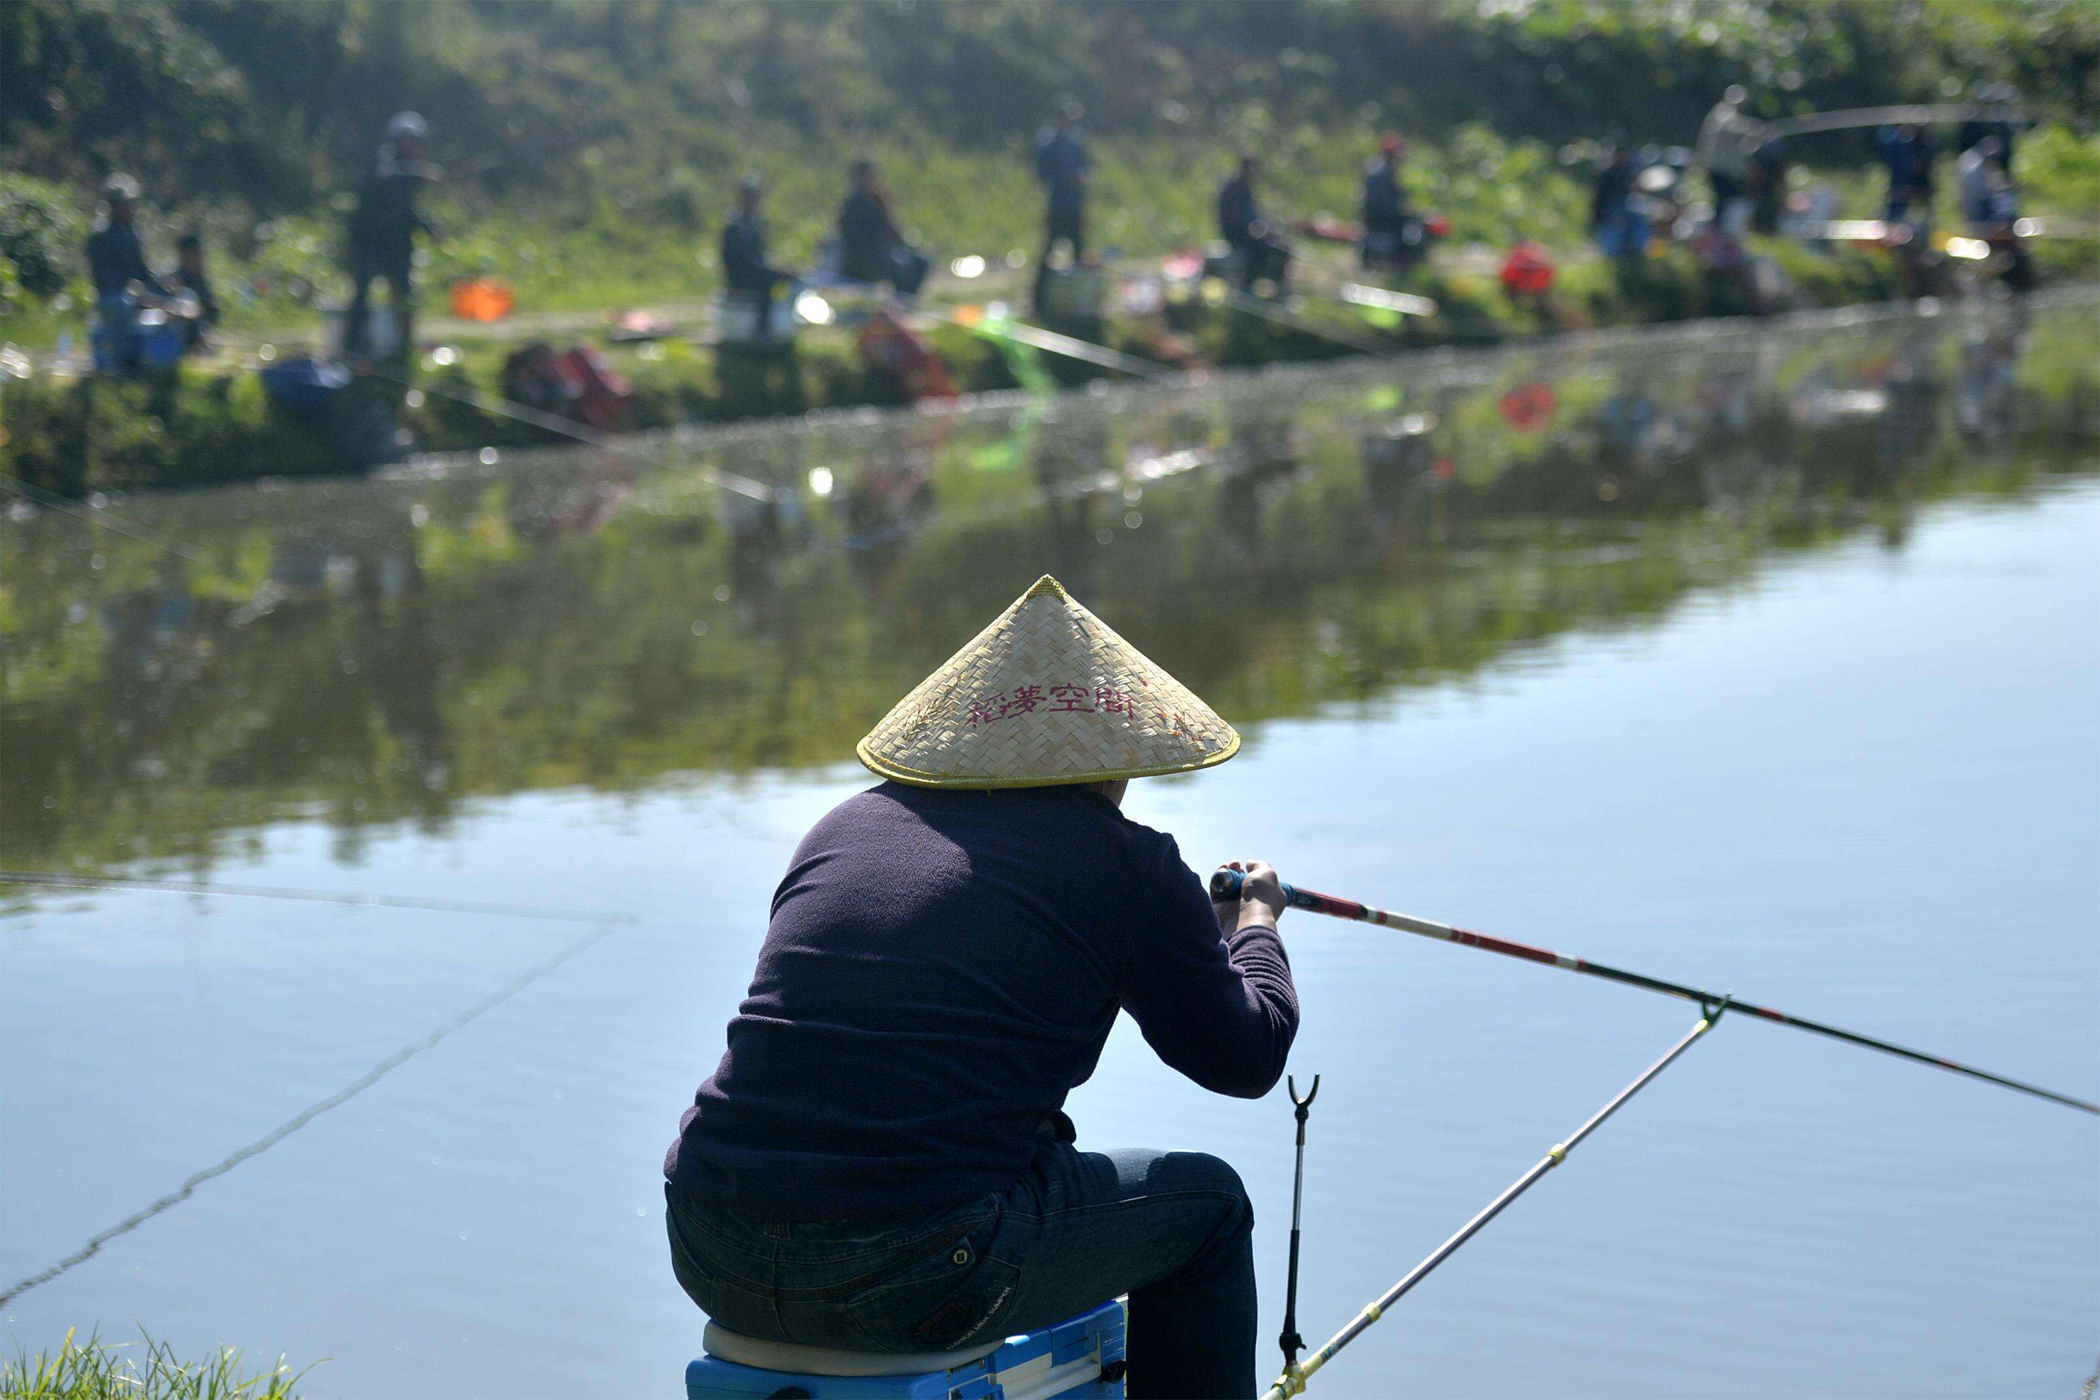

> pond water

[{"left": 4, "top": 293, "right": 2097, "bottom": 1398}]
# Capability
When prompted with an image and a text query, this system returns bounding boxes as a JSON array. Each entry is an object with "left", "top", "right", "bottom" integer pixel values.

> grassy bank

[
  {"left": 2, "top": 1331, "right": 309, "bottom": 1400},
  {"left": 1, "top": 230, "right": 2049, "bottom": 498},
  {"left": 6, "top": 118, "right": 2097, "bottom": 356},
  {"left": 6, "top": 3, "right": 2097, "bottom": 495}
]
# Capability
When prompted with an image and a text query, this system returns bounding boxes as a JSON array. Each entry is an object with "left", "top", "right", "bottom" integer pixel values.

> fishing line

[
  {"left": 919, "top": 306, "right": 1172, "bottom": 380},
  {"left": 0, "top": 474, "right": 211, "bottom": 564},
  {"left": 0, "top": 870, "right": 632, "bottom": 926},
  {"left": 0, "top": 917, "right": 617, "bottom": 1308},
  {"left": 361, "top": 364, "right": 776, "bottom": 504}
]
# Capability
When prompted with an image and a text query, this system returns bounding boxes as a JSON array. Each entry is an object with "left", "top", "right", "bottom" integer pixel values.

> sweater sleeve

[{"left": 1117, "top": 835, "right": 1299, "bottom": 1098}]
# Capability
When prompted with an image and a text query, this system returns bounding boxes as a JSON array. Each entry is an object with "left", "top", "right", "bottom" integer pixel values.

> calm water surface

[{"left": 4, "top": 295, "right": 2097, "bottom": 1397}]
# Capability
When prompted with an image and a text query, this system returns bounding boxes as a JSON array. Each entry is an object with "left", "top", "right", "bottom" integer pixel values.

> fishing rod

[
  {"left": 1763, "top": 102, "right": 2027, "bottom": 143},
  {"left": 1210, "top": 869, "right": 2098, "bottom": 1114},
  {"left": 922, "top": 305, "right": 1170, "bottom": 380},
  {"left": 1332, "top": 283, "right": 1439, "bottom": 319},
  {"left": 1311, "top": 282, "right": 1518, "bottom": 346},
  {"left": 1264, "top": 1006, "right": 1728, "bottom": 1400},
  {"left": 1, "top": 869, "right": 632, "bottom": 926},
  {"left": 361, "top": 364, "right": 776, "bottom": 504},
  {"left": 0, "top": 474, "right": 212, "bottom": 563},
  {"left": 1220, "top": 287, "right": 1401, "bottom": 359}
]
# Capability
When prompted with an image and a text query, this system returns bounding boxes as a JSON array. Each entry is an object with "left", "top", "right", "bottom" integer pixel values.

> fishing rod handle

[{"left": 1210, "top": 867, "right": 1300, "bottom": 906}]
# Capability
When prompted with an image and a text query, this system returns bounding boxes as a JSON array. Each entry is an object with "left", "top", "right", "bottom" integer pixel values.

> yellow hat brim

[{"left": 855, "top": 575, "right": 1240, "bottom": 789}]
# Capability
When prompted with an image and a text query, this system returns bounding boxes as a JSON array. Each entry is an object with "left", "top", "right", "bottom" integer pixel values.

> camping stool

[{"left": 684, "top": 1296, "right": 1126, "bottom": 1400}]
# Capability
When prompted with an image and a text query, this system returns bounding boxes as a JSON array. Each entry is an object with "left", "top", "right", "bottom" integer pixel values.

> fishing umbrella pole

[{"left": 1210, "top": 870, "right": 2099, "bottom": 1114}]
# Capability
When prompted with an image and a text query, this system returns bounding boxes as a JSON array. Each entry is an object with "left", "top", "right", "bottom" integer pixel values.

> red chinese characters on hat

[{"left": 966, "top": 681, "right": 1153, "bottom": 726}]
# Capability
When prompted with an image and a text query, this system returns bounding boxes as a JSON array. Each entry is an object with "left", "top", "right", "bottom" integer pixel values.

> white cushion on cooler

[{"left": 700, "top": 1321, "right": 1002, "bottom": 1377}]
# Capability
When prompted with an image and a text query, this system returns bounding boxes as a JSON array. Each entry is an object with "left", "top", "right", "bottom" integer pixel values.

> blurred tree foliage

[{"left": 4, "top": 0, "right": 2094, "bottom": 216}]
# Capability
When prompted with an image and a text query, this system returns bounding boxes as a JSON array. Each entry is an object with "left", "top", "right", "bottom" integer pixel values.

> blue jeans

[{"left": 666, "top": 1142, "right": 1257, "bottom": 1399}]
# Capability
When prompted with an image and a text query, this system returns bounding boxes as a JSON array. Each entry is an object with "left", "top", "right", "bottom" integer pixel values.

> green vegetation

[
  {"left": 0, "top": 232, "right": 1919, "bottom": 498},
  {"left": 2, "top": 1330, "right": 310, "bottom": 1400},
  {"left": 2, "top": 2, "right": 2096, "bottom": 496},
  {"left": 4, "top": 1, "right": 2097, "bottom": 332}
]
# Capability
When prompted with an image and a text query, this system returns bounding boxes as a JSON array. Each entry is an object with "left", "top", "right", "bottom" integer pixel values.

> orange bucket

[{"left": 449, "top": 278, "right": 515, "bottom": 322}]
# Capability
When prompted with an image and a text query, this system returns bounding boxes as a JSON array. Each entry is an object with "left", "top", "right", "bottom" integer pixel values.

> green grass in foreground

[{"left": 1, "top": 1330, "right": 312, "bottom": 1400}]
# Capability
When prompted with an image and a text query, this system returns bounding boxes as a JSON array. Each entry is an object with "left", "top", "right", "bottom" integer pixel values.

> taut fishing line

[
  {"left": 2, "top": 869, "right": 632, "bottom": 927},
  {"left": 0, "top": 474, "right": 211, "bottom": 564},
  {"left": 0, "top": 918, "right": 617, "bottom": 1308}
]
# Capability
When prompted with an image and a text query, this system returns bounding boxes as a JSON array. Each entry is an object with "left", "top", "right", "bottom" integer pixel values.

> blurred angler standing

[
  {"left": 1216, "top": 154, "right": 1290, "bottom": 293},
  {"left": 84, "top": 174, "right": 170, "bottom": 373},
  {"left": 344, "top": 110, "right": 442, "bottom": 358},
  {"left": 1879, "top": 123, "right": 1939, "bottom": 228},
  {"left": 1032, "top": 98, "right": 1091, "bottom": 313},
  {"left": 1590, "top": 142, "right": 1649, "bottom": 260},
  {"left": 721, "top": 176, "right": 792, "bottom": 338},
  {"left": 1358, "top": 132, "right": 1420, "bottom": 271},
  {"left": 1697, "top": 84, "right": 1764, "bottom": 238}
]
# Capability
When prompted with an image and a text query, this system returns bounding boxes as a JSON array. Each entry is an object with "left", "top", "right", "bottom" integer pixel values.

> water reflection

[{"left": 4, "top": 297, "right": 2095, "bottom": 882}]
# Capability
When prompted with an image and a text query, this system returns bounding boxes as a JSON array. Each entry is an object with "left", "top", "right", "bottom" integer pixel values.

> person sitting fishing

[
  {"left": 84, "top": 174, "right": 170, "bottom": 375},
  {"left": 170, "top": 231, "right": 221, "bottom": 352},
  {"left": 1217, "top": 154, "right": 1290, "bottom": 293},
  {"left": 663, "top": 574, "right": 1299, "bottom": 1400},
  {"left": 1358, "top": 134, "right": 1420, "bottom": 271},
  {"left": 343, "top": 111, "right": 441, "bottom": 358},
  {"left": 1878, "top": 123, "right": 1938, "bottom": 228},
  {"left": 1032, "top": 99, "right": 1091, "bottom": 314},
  {"left": 720, "top": 176, "right": 792, "bottom": 338},
  {"left": 837, "top": 157, "right": 929, "bottom": 297}
]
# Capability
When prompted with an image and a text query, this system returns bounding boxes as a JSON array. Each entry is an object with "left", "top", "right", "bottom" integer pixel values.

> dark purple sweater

[{"left": 665, "top": 782, "right": 1299, "bottom": 1219}]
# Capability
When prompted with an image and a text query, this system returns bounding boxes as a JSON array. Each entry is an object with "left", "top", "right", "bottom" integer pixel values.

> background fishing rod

[
  {"left": 921, "top": 303, "right": 1172, "bottom": 379},
  {"left": 0, "top": 474, "right": 211, "bottom": 563},
  {"left": 1762, "top": 101, "right": 2027, "bottom": 142},
  {"left": 359, "top": 362, "right": 776, "bottom": 503},
  {"left": 1217, "top": 285, "right": 1401, "bottom": 358},
  {"left": 1211, "top": 868, "right": 2098, "bottom": 1114}
]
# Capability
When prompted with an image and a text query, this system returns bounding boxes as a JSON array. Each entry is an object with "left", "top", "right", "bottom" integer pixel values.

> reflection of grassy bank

[
  {"left": 2, "top": 1330, "right": 310, "bottom": 1399},
  {"left": 5, "top": 301, "right": 2094, "bottom": 878},
  {"left": 7, "top": 247, "right": 2078, "bottom": 499}
]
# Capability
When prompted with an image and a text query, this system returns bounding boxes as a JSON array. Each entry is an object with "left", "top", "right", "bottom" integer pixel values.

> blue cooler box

[{"left": 685, "top": 1298, "right": 1125, "bottom": 1400}]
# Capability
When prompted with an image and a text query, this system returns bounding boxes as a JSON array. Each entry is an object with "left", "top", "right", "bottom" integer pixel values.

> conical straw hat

[{"left": 859, "top": 575, "right": 1240, "bottom": 788}]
